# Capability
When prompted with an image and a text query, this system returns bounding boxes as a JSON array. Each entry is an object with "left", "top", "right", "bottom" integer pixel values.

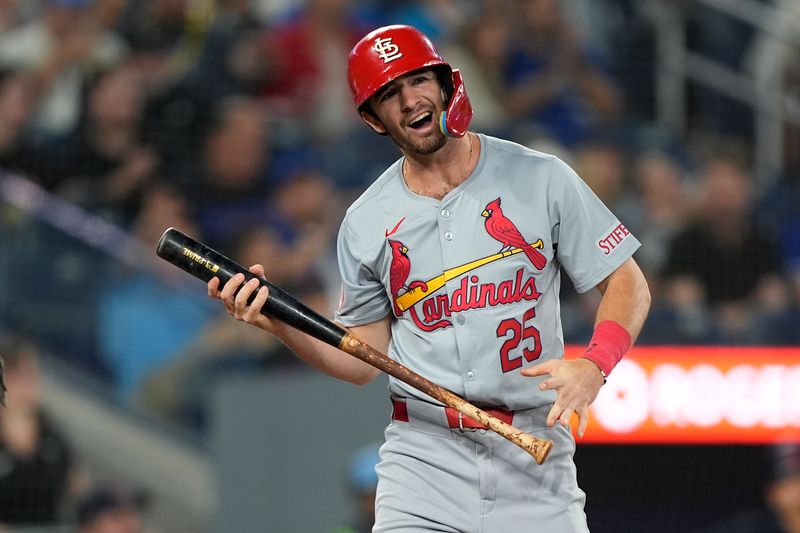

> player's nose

[{"left": 398, "top": 85, "right": 421, "bottom": 113}]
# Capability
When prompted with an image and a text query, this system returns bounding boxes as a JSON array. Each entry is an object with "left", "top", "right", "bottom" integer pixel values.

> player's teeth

[{"left": 410, "top": 113, "right": 431, "bottom": 127}]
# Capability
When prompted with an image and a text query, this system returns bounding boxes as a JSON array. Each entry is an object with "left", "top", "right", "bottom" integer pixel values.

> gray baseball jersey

[{"left": 335, "top": 134, "right": 640, "bottom": 410}]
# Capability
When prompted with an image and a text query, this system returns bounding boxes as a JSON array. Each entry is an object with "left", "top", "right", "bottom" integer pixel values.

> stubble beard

[{"left": 389, "top": 121, "right": 447, "bottom": 155}]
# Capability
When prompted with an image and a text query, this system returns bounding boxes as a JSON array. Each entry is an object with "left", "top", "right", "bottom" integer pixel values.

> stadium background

[{"left": 0, "top": 0, "right": 799, "bottom": 531}]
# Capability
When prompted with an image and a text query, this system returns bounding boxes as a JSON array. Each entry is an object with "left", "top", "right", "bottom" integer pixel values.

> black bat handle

[{"left": 155, "top": 227, "right": 347, "bottom": 348}]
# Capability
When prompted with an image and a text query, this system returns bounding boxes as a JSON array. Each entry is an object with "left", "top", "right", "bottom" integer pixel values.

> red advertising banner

[{"left": 565, "top": 346, "right": 800, "bottom": 443}]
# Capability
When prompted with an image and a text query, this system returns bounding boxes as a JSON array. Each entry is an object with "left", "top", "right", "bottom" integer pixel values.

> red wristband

[{"left": 580, "top": 320, "right": 632, "bottom": 377}]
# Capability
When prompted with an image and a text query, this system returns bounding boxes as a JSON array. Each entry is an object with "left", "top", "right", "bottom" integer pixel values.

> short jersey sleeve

[
  {"left": 548, "top": 157, "right": 640, "bottom": 293},
  {"left": 334, "top": 217, "right": 392, "bottom": 326}
]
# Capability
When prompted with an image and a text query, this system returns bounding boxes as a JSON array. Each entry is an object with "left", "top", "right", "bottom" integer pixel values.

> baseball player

[{"left": 209, "top": 25, "right": 651, "bottom": 532}]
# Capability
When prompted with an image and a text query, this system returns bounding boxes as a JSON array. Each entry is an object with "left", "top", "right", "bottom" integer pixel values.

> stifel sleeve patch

[{"left": 596, "top": 222, "right": 631, "bottom": 256}]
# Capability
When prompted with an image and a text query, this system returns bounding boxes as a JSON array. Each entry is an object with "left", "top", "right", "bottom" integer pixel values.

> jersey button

[
  {"left": 456, "top": 314, "right": 465, "bottom": 325},
  {"left": 441, "top": 209, "right": 451, "bottom": 218},
  {"left": 466, "top": 371, "right": 475, "bottom": 381},
  {"left": 444, "top": 231, "right": 454, "bottom": 241}
]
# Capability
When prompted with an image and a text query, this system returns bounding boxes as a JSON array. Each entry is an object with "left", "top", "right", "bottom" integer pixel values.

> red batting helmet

[{"left": 347, "top": 25, "right": 473, "bottom": 138}]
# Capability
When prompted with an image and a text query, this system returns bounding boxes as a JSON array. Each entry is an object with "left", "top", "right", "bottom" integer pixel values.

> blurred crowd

[
  {"left": 0, "top": 0, "right": 798, "bottom": 445},
  {"left": 0, "top": 334, "right": 151, "bottom": 532}
]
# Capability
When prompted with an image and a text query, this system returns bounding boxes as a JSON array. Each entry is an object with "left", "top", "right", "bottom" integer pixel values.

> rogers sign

[{"left": 565, "top": 346, "right": 800, "bottom": 443}]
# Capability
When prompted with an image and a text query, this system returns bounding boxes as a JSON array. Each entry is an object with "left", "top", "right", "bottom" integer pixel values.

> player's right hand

[{"left": 208, "top": 264, "right": 282, "bottom": 334}]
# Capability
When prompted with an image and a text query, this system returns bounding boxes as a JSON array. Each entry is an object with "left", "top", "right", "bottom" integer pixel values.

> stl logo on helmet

[{"left": 373, "top": 37, "right": 403, "bottom": 63}]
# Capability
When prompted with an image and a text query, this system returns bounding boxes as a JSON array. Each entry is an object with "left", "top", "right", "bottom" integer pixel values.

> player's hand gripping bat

[{"left": 156, "top": 227, "right": 553, "bottom": 464}]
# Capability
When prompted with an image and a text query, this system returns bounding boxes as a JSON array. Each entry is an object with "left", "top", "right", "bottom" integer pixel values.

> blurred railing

[{"left": 651, "top": 0, "right": 800, "bottom": 186}]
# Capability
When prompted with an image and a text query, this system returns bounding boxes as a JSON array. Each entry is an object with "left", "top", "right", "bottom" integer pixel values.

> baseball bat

[{"left": 155, "top": 227, "right": 553, "bottom": 464}]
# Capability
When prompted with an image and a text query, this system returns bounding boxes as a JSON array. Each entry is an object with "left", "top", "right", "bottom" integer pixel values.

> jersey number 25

[{"left": 496, "top": 307, "right": 542, "bottom": 373}]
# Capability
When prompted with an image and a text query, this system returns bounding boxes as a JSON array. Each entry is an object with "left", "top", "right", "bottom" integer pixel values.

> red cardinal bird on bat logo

[
  {"left": 388, "top": 240, "right": 412, "bottom": 317},
  {"left": 388, "top": 240, "right": 428, "bottom": 318},
  {"left": 481, "top": 198, "right": 547, "bottom": 270}
]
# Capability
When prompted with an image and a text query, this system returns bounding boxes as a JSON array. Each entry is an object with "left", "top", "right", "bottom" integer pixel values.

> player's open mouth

[{"left": 408, "top": 112, "right": 433, "bottom": 130}]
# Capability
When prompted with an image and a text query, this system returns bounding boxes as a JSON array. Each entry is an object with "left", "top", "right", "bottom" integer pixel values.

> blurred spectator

[
  {"left": 639, "top": 276, "right": 719, "bottom": 345},
  {"left": 76, "top": 482, "right": 148, "bottom": 533},
  {"left": 619, "top": 150, "right": 693, "bottom": 276},
  {"left": 440, "top": 9, "right": 512, "bottom": 134},
  {"left": 98, "top": 184, "right": 219, "bottom": 403},
  {"left": 572, "top": 137, "right": 631, "bottom": 211},
  {"left": 191, "top": 97, "right": 273, "bottom": 246},
  {"left": 263, "top": 165, "right": 344, "bottom": 303},
  {"left": 266, "top": 167, "right": 340, "bottom": 272},
  {"left": 259, "top": 0, "right": 371, "bottom": 143},
  {"left": 661, "top": 154, "right": 783, "bottom": 342},
  {"left": 114, "top": 0, "right": 189, "bottom": 87},
  {"left": 334, "top": 443, "right": 381, "bottom": 533},
  {"left": 314, "top": 123, "right": 404, "bottom": 191},
  {"left": 48, "top": 62, "right": 157, "bottom": 223},
  {"left": 749, "top": 275, "right": 800, "bottom": 346},
  {"left": 230, "top": 222, "right": 297, "bottom": 287},
  {"left": 116, "top": 0, "right": 186, "bottom": 54},
  {"left": 188, "top": 0, "right": 268, "bottom": 102},
  {"left": 502, "top": 0, "right": 621, "bottom": 146},
  {"left": 0, "top": 335, "right": 83, "bottom": 527},
  {"left": 0, "top": 0, "right": 128, "bottom": 138},
  {"left": 0, "top": 68, "right": 44, "bottom": 175}
]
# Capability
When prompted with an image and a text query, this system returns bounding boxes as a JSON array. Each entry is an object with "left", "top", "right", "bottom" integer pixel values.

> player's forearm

[
  {"left": 594, "top": 258, "right": 651, "bottom": 342},
  {"left": 270, "top": 321, "right": 383, "bottom": 385},
  {"left": 579, "top": 258, "right": 650, "bottom": 379}
]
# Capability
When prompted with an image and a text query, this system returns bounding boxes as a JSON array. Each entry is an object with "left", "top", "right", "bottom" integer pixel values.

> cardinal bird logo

[
  {"left": 388, "top": 240, "right": 412, "bottom": 317},
  {"left": 481, "top": 198, "right": 547, "bottom": 270}
]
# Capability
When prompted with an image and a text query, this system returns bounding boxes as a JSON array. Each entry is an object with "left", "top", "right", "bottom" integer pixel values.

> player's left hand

[{"left": 520, "top": 358, "right": 604, "bottom": 438}]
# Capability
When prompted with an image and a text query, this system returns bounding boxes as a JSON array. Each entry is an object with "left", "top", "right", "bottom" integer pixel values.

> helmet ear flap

[{"left": 439, "top": 69, "right": 473, "bottom": 138}]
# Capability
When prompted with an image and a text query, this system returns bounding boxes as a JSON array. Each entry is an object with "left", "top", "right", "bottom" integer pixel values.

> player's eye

[{"left": 379, "top": 88, "right": 396, "bottom": 102}]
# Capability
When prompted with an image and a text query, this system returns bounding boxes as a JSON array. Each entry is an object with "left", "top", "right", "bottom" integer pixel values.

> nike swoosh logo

[{"left": 385, "top": 216, "right": 406, "bottom": 237}]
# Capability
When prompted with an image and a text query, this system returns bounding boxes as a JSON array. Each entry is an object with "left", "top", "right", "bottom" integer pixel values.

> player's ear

[{"left": 360, "top": 109, "right": 387, "bottom": 135}]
